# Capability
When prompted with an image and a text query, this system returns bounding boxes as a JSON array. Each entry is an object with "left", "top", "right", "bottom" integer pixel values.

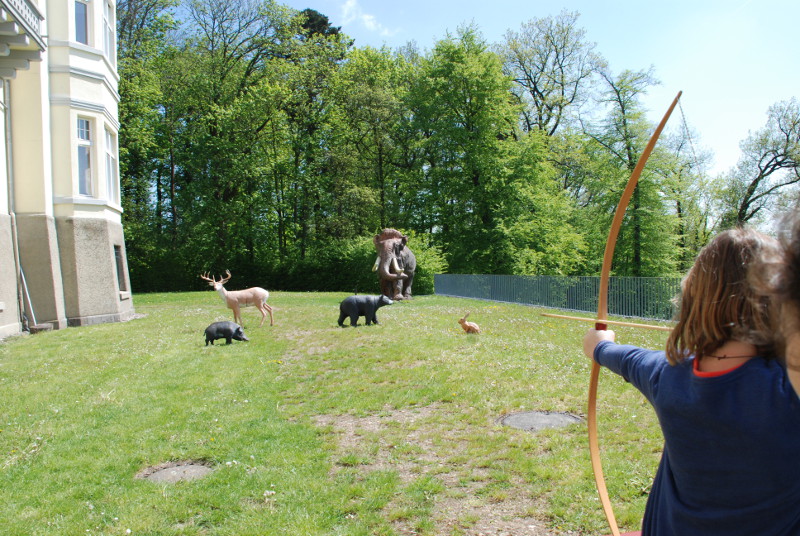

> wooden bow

[{"left": 590, "top": 91, "right": 682, "bottom": 536}]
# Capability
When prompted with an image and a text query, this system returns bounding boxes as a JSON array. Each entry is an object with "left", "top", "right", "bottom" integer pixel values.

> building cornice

[
  {"left": 50, "top": 96, "right": 121, "bottom": 130},
  {"left": 53, "top": 195, "right": 123, "bottom": 214},
  {"left": 46, "top": 39, "right": 120, "bottom": 83},
  {"left": 49, "top": 63, "right": 121, "bottom": 102}
]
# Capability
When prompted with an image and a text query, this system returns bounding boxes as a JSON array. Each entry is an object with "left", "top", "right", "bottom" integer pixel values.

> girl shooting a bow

[{"left": 583, "top": 223, "right": 800, "bottom": 535}]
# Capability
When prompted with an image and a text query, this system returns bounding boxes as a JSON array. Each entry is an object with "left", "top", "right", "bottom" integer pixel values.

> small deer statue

[
  {"left": 200, "top": 270, "right": 274, "bottom": 327},
  {"left": 458, "top": 312, "right": 481, "bottom": 334}
]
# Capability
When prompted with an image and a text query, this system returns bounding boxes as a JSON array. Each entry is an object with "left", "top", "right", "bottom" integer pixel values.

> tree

[
  {"left": 117, "top": 0, "right": 179, "bottom": 290},
  {"left": 657, "top": 125, "right": 714, "bottom": 271},
  {"left": 584, "top": 69, "right": 680, "bottom": 276},
  {"left": 499, "top": 10, "right": 603, "bottom": 136},
  {"left": 715, "top": 98, "right": 800, "bottom": 228},
  {"left": 411, "top": 25, "right": 522, "bottom": 273},
  {"left": 174, "top": 1, "right": 288, "bottom": 268},
  {"left": 500, "top": 131, "right": 586, "bottom": 275},
  {"left": 299, "top": 8, "right": 341, "bottom": 37},
  {"left": 117, "top": 0, "right": 178, "bottom": 61},
  {"left": 116, "top": 6, "right": 718, "bottom": 291},
  {"left": 120, "top": 0, "right": 305, "bottom": 287},
  {"left": 327, "top": 46, "right": 409, "bottom": 234},
  {"left": 277, "top": 10, "right": 351, "bottom": 260}
]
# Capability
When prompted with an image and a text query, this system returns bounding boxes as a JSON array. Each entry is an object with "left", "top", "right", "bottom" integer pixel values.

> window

[
  {"left": 105, "top": 128, "right": 119, "bottom": 204},
  {"left": 114, "top": 245, "right": 128, "bottom": 292},
  {"left": 75, "top": 1, "right": 89, "bottom": 45},
  {"left": 77, "top": 118, "right": 92, "bottom": 196},
  {"left": 103, "top": 0, "right": 115, "bottom": 64}
]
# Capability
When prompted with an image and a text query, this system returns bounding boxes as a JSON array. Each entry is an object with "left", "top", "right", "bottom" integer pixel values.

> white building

[{"left": 0, "top": 0, "right": 134, "bottom": 338}]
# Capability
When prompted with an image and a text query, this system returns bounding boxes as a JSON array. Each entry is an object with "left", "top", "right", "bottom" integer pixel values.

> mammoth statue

[{"left": 373, "top": 228, "right": 417, "bottom": 300}]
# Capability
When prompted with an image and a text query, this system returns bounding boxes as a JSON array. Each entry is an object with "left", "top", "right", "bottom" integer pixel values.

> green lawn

[{"left": 0, "top": 291, "right": 669, "bottom": 535}]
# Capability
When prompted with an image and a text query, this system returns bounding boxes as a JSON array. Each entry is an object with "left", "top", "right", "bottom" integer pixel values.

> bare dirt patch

[
  {"left": 135, "top": 460, "right": 214, "bottom": 483},
  {"left": 500, "top": 411, "right": 583, "bottom": 432},
  {"left": 281, "top": 328, "right": 338, "bottom": 360},
  {"left": 314, "top": 405, "right": 569, "bottom": 536}
]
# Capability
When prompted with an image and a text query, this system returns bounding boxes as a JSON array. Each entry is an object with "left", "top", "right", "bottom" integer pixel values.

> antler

[
  {"left": 589, "top": 91, "right": 683, "bottom": 536},
  {"left": 200, "top": 272, "right": 217, "bottom": 284},
  {"left": 221, "top": 270, "right": 232, "bottom": 285}
]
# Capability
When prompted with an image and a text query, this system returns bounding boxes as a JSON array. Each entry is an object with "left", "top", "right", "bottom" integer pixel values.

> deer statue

[
  {"left": 458, "top": 312, "right": 481, "bottom": 334},
  {"left": 200, "top": 270, "right": 274, "bottom": 327}
]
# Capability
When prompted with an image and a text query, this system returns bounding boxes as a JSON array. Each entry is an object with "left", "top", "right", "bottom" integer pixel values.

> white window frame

[
  {"left": 103, "top": 0, "right": 115, "bottom": 65},
  {"left": 105, "top": 128, "right": 119, "bottom": 204},
  {"left": 77, "top": 117, "right": 93, "bottom": 196}
]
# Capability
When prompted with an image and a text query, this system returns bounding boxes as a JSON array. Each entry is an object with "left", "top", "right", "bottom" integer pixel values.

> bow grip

[{"left": 595, "top": 322, "right": 608, "bottom": 331}]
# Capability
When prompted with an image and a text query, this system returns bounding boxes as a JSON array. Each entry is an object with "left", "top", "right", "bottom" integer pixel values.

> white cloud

[
  {"left": 341, "top": 0, "right": 359, "bottom": 24},
  {"left": 340, "top": 0, "right": 398, "bottom": 37}
]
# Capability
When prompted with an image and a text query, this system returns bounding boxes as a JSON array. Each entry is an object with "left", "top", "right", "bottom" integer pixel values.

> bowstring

[{"left": 678, "top": 100, "right": 703, "bottom": 178}]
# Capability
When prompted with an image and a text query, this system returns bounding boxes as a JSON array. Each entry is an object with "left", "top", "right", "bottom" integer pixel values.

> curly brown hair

[
  {"left": 665, "top": 228, "right": 778, "bottom": 365},
  {"left": 749, "top": 209, "right": 800, "bottom": 368}
]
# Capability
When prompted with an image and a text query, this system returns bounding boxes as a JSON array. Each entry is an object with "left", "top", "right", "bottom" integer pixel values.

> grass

[{"left": 0, "top": 291, "right": 670, "bottom": 535}]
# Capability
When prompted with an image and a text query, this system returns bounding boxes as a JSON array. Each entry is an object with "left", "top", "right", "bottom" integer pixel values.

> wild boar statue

[
  {"left": 338, "top": 295, "right": 393, "bottom": 327},
  {"left": 204, "top": 321, "right": 249, "bottom": 345}
]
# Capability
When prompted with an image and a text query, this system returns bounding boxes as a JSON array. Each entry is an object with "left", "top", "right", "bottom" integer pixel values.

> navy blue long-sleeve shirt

[{"left": 594, "top": 341, "right": 800, "bottom": 535}]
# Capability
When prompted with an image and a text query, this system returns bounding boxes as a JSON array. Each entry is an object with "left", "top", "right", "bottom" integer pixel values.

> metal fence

[{"left": 434, "top": 274, "right": 681, "bottom": 321}]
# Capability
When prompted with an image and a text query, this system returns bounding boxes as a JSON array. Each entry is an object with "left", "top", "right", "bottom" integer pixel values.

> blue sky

[{"left": 278, "top": 0, "right": 799, "bottom": 177}]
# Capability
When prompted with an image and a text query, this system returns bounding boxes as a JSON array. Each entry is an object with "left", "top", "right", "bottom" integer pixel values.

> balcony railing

[{"left": 0, "top": 0, "right": 45, "bottom": 79}]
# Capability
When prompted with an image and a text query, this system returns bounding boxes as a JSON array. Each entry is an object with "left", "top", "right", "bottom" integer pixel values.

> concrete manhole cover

[
  {"left": 500, "top": 411, "right": 583, "bottom": 431},
  {"left": 136, "top": 461, "right": 214, "bottom": 483}
]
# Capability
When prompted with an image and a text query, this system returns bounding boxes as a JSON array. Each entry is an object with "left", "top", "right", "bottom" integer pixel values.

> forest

[{"left": 117, "top": 0, "right": 800, "bottom": 293}]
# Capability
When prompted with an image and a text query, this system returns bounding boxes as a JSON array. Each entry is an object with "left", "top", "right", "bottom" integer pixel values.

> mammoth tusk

[
  {"left": 372, "top": 256, "right": 380, "bottom": 272},
  {"left": 391, "top": 257, "right": 404, "bottom": 275}
]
